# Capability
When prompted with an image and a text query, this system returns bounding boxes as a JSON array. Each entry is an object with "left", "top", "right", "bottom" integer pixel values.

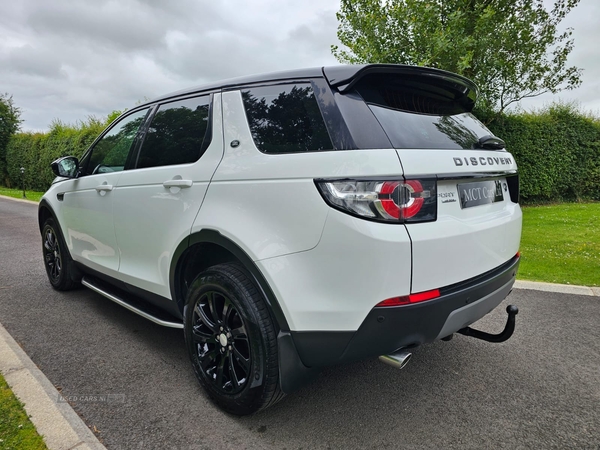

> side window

[
  {"left": 84, "top": 109, "right": 149, "bottom": 176},
  {"left": 241, "top": 83, "right": 333, "bottom": 154},
  {"left": 136, "top": 95, "right": 211, "bottom": 169}
]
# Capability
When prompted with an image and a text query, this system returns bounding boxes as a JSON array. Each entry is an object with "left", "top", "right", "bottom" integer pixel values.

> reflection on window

[
  {"left": 354, "top": 72, "right": 492, "bottom": 150},
  {"left": 369, "top": 105, "right": 491, "bottom": 150},
  {"left": 434, "top": 115, "right": 482, "bottom": 149},
  {"left": 86, "top": 109, "right": 148, "bottom": 175},
  {"left": 136, "top": 96, "right": 211, "bottom": 169},
  {"left": 242, "top": 84, "right": 333, "bottom": 153}
]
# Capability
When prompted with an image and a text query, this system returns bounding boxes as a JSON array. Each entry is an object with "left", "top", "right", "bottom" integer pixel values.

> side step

[{"left": 81, "top": 277, "right": 184, "bottom": 329}]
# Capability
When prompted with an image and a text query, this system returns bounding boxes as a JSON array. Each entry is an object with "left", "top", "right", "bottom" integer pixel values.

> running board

[{"left": 81, "top": 277, "right": 184, "bottom": 329}]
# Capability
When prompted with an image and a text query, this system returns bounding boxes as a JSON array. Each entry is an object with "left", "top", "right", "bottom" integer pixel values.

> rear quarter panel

[{"left": 193, "top": 90, "right": 405, "bottom": 262}]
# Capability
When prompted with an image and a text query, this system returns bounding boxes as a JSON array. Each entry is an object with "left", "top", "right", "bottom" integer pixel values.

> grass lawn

[
  {"left": 0, "top": 373, "right": 47, "bottom": 450},
  {"left": 519, "top": 202, "right": 600, "bottom": 287},
  {"left": 0, "top": 187, "right": 45, "bottom": 203}
]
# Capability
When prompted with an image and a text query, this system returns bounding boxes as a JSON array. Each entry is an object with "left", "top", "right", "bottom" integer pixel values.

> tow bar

[{"left": 457, "top": 305, "right": 519, "bottom": 343}]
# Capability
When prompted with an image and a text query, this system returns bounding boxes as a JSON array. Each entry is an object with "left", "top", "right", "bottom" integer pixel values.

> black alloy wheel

[
  {"left": 191, "top": 290, "right": 251, "bottom": 394},
  {"left": 41, "top": 218, "right": 78, "bottom": 291},
  {"left": 184, "top": 263, "right": 284, "bottom": 415},
  {"left": 43, "top": 226, "right": 62, "bottom": 284}
]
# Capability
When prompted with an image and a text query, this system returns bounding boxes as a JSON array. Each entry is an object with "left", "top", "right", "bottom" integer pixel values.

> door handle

[
  {"left": 95, "top": 184, "right": 113, "bottom": 192},
  {"left": 163, "top": 179, "right": 193, "bottom": 188}
]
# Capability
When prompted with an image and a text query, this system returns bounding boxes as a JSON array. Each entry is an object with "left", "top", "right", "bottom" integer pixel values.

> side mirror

[{"left": 51, "top": 156, "right": 80, "bottom": 178}]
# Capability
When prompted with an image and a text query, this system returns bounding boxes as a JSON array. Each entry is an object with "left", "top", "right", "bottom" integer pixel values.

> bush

[
  {"left": 3, "top": 114, "right": 116, "bottom": 191},
  {"left": 2, "top": 103, "right": 599, "bottom": 202},
  {"left": 482, "top": 103, "right": 600, "bottom": 203}
]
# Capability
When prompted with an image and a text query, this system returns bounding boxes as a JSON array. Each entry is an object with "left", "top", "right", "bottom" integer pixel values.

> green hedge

[
  {"left": 2, "top": 104, "right": 599, "bottom": 203},
  {"left": 484, "top": 103, "right": 600, "bottom": 203},
  {"left": 3, "top": 117, "right": 111, "bottom": 191}
]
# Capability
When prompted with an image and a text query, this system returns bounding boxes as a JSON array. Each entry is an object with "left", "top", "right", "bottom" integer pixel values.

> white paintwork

[
  {"left": 396, "top": 149, "right": 518, "bottom": 175},
  {"left": 41, "top": 80, "right": 523, "bottom": 337},
  {"left": 256, "top": 208, "right": 412, "bottom": 331},
  {"left": 53, "top": 172, "right": 123, "bottom": 275},
  {"left": 112, "top": 94, "right": 224, "bottom": 298},
  {"left": 194, "top": 90, "right": 404, "bottom": 261},
  {"left": 397, "top": 149, "right": 522, "bottom": 293}
]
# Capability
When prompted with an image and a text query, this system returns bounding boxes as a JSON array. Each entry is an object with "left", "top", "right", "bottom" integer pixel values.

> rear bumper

[{"left": 290, "top": 254, "right": 520, "bottom": 367}]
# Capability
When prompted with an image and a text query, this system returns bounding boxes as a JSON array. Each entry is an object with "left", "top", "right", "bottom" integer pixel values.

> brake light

[
  {"left": 376, "top": 289, "right": 441, "bottom": 307},
  {"left": 315, "top": 178, "right": 436, "bottom": 223}
]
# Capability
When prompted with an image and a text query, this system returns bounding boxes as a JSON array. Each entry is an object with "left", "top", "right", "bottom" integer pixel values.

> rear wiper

[{"left": 475, "top": 135, "right": 505, "bottom": 150}]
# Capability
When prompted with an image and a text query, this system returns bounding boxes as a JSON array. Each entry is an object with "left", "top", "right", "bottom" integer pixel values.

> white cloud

[
  {"left": 518, "top": 0, "right": 600, "bottom": 113},
  {"left": 0, "top": 0, "right": 597, "bottom": 131}
]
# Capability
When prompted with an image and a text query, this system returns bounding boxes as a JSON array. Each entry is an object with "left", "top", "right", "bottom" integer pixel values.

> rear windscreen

[{"left": 354, "top": 74, "right": 493, "bottom": 150}]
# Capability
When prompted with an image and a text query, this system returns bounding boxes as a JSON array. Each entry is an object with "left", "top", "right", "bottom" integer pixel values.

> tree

[
  {"left": 0, "top": 94, "right": 22, "bottom": 185},
  {"left": 333, "top": 0, "right": 582, "bottom": 115}
]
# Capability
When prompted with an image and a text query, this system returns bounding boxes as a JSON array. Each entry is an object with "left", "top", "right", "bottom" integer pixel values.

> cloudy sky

[{"left": 1, "top": 0, "right": 598, "bottom": 132}]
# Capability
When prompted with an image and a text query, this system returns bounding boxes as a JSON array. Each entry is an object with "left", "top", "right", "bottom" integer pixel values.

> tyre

[
  {"left": 42, "top": 218, "right": 79, "bottom": 291},
  {"left": 184, "top": 263, "right": 284, "bottom": 415}
]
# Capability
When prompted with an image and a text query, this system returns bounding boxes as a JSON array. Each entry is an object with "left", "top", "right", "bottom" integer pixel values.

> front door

[{"left": 59, "top": 108, "right": 150, "bottom": 276}]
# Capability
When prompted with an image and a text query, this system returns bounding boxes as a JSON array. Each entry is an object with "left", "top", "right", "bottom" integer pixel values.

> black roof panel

[
  {"left": 145, "top": 66, "right": 325, "bottom": 105},
  {"left": 141, "top": 64, "right": 477, "bottom": 106}
]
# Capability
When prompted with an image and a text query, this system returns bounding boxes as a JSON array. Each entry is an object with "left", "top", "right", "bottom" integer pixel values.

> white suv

[{"left": 39, "top": 64, "right": 522, "bottom": 415}]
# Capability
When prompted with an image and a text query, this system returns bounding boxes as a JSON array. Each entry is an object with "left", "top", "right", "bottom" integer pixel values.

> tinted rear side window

[
  {"left": 136, "top": 95, "right": 211, "bottom": 169},
  {"left": 355, "top": 74, "right": 492, "bottom": 150},
  {"left": 241, "top": 83, "right": 333, "bottom": 154}
]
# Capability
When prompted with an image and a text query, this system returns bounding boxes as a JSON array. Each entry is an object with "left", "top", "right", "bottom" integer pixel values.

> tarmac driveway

[{"left": 0, "top": 197, "right": 598, "bottom": 449}]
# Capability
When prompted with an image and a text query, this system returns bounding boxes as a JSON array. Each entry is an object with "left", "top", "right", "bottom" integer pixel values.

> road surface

[{"left": 0, "top": 197, "right": 598, "bottom": 449}]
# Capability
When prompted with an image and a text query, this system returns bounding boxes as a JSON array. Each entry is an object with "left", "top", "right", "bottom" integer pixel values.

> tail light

[{"left": 315, "top": 178, "right": 437, "bottom": 223}]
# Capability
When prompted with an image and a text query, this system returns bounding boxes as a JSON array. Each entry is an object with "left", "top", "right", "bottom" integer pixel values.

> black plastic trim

[
  {"left": 310, "top": 77, "right": 356, "bottom": 150},
  {"left": 291, "top": 255, "right": 520, "bottom": 367},
  {"left": 506, "top": 173, "right": 520, "bottom": 203},
  {"left": 169, "top": 230, "right": 290, "bottom": 332},
  {"left": 74, "top": 263, "right": 182, "bottom": 320},
  {"left": 277, "top": 331, "right": 319, "bottom": 394},
  {"left": 435, "top": 170, "right": 517, "bottom": 180},
  {"left": 81, "top": 275, "right": 183, "bottom": 326},
  {"left": 439, "top": 255, "right": 520, "bottom": 297},
  {"left": 38, "top": 199, "right": 55, "bottom": 232},
  {"left": 127, "top": 104, "right": 158, "bottom": 171},
  {"left": 330, "top": 90, "right": 393, "bottom": 150}
]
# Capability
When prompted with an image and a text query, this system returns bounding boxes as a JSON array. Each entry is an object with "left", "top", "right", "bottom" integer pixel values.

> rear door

[
  {"left": 112, "top": 93, "right": 223, "bottom": 299},
  {"left": 347, "top": 70, "right": 522, "bottom": 292}
]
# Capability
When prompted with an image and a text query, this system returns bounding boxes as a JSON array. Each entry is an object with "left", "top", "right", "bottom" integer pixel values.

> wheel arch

[
  {"left": 170, "top": 230, "right": 290, "bottom": 332},
  {"left": 38, "top": 199, "right": 55, "bottom": 233},
  {"left": 38, "top": 198, "right": 82, "bottom": 286},
  {"left": 38, "top": 200, "right": 71, "bottom": 257}
]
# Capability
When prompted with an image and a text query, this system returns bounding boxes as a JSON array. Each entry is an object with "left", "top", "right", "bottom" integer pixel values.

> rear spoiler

[{"left": 322, "top": 64, "right": 478, "bottom": 112}]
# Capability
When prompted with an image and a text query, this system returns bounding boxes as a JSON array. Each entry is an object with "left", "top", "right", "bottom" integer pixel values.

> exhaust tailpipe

[{"left": 379, "top": 351, "right": 412, "bottom": 369}]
